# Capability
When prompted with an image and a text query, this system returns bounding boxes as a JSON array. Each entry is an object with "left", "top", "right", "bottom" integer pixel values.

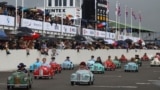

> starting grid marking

[
  {"left": 136, "top": 83, "right": 150, "bottom": 85},
  {"left": 0, "top": 83, "right": 6, "bottom": 85},
  {"left": 153, "top": 71, "right": 160, "bottom": 72},
  {"left": 90, "top": 85, "right": 137, "bottom": 88},
  {"left": 148, "top": 80, "right": 160, "bottom": 82},
  {"left": 96, "top": 75, "right": 122, "bottom": 78}
]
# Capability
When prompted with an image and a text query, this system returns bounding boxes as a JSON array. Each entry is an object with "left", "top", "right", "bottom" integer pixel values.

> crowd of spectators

[
  {"left": 0, "top": 1, "right": 74, "bottom": 26},
  {"left": 0, "top": 2, "right": 159, "bottom": 54}
]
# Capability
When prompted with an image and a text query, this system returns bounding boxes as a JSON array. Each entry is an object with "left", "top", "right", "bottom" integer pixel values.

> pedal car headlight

[
  {"left": 8, "top": 77, "right": 12, "bottom": 80},
  {"left": 85, "top": 76, "right": 89, "bottom": 79},
  {"left": 24, "top": 77, "right": 28, "bottom": 81},
  {"left": 71, "top": 75, "right": 75, "bottom": 78}
]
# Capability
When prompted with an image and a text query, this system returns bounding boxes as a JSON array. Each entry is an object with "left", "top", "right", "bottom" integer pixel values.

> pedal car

[
  {"left": 124, "top": 62, "right": 139, "bottom": 72},
  {"left": 7, "top": 71, "right": 32, "bottom": 90},
  {"left": 141, "top": 56, "right": 149, "bottom": 61},
  {"left": 112, "top": 60, "right": 121, "bottom": 68},
  {"left": 61, "top": 61, "right": 74, "bottom": 70},
  {"left": 33, "top": 66, "right": 55, "bottom": 79},
  {"left": 104, "top": 60, "right": 116, "bottom": 71},
  {"left": 150, "top": 57, "right": 160, "bottom": 67},
  {"left": 90, "top": 63, "right": 105, "bottom": 74},
  {"left": 29, "top": 62, "right": 42, "bottom": 72},
  {"left": 50, "top": 63, "right": 62, "bottom": 73},
  {"left": 70, "top": 69, "right": 94, "bottom": 85},
  {"left": 86, "top": 60, "right": 95, "bottom": 69}
]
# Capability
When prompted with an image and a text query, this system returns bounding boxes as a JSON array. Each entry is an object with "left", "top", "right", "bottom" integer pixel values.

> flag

[
  {"left": 138, "top": 12, "right": 142, "bottom": 22},
  {"left": 115, "top": 1, "right": 118, "bottom": 16},
  {"left": 118, "top": 3, "right": 121, "bottom": 16},
  {"left": 106, "top": 0, "right": 109, "bottom": 14},
  {"left": 132, "top": 10, "right": 137, "bottom": 20},
  {"left": 125, "top": 6, "right": 128, "bottom": 17}
]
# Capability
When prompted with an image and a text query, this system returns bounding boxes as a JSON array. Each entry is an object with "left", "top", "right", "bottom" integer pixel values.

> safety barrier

[{"left": 0, "top": 49, "right": 158, "bottom": 71}]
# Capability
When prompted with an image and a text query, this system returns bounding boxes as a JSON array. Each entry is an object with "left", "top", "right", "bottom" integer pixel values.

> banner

[{"left": 0, "top": 15, "right": 14, "bottom": 26}]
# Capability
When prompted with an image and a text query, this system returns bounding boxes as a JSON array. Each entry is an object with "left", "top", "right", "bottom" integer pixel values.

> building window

[
  {"left": 55, "top": 0, "right": 58, "bottom": 6},
  {"left": 59, "top": 0, "right": 62, "bottom": 6},
  {"left": 70, "top": 0, "right": 73, "bottom": 6},
  {"left": 48, "top": 0, "right": 52, "bottom": 6},
  {"left": 63, "top": 0, "right": 67, "bottom": 6}
]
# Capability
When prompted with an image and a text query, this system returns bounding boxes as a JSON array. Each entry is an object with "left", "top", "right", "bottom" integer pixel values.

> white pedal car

[
  {"left": 150, "top": 58, "right": 160, "bottom": 67},
  {"left": 70, "top": 69, "right": 94, "bottom": 85}
]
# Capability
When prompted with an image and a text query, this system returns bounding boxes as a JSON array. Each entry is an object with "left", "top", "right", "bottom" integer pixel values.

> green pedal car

[
  {"left": 7, "top": 71, "right": 33, "bottom": 90},
  {"left": 90, "top": 63, "right": 105, "bottom": 74}
]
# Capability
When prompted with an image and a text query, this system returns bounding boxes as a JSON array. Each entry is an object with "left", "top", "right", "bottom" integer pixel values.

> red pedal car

[
  {"left": 141, "top": 56, "right": 149, "bottom": 61},
  {"left": 33, "top": 66, "right": 55, "bottom": 79},
  {"left": 50, "top": 63, "right": 62, "bottom": 74},
  {"left": 104, "top": 60, "right": 116, "bottom": 71}
]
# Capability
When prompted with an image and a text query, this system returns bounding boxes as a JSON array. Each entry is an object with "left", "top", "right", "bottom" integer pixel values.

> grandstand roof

[{"left": 109, "top": 20, "right": 153, "bottom": 32}]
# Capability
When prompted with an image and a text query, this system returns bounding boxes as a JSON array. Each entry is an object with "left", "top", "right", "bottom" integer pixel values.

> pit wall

[{"left": 0, "top": 49, "right": 158, "bottom": 71}]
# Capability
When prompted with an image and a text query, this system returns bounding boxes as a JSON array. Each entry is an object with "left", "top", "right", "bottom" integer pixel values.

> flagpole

[
  {"left": 139, "top": 11, "right": 141, "bottom": 38},
  {"left": 115, "top": 1, "right": 118, "bottom": 40},
  {"left": 21, "top": 0, "right": 24, "bottom": 19},
  {"left": 61, "top": 0, "right": 64, "bottom": 37},
  {"left": 15, "top": 0, "right": 17, "bottom": 31},
  {"left": 42, "top": 0, "right": 45, "bottom": 36},
  {"left": 118, "top": 3, "right": 120, "bottom": 36},
  {"left": 95, "top": 0, "right": 97, "bottom": 37},
  {"left": 124, "top": 5, "right": 127, "bottom": 36},
  {"left": 105, "top": 0, "right": 109, "bottom": 39},
  {"left": 131, "top": 8, "right": 133, "bottom": 37}
]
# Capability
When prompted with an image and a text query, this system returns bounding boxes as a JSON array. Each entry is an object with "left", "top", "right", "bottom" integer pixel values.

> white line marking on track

[
  {"left": 0, "top": 83, "right": 6, "bottom": 85},
  {"left": 90, "top": 86, "right": 137, "bottom": 88},
  {"left": 97, "top": 75, "right": 122, "bottom": 78},
  {"left": 153, "top": 71, "right": 160, "bottom": 72},
  {"left": 148, "top": 80, "right": 160, "bottom": 82},
  {"left": 136, "top": 83, "right": 150, "bottom": 85}
]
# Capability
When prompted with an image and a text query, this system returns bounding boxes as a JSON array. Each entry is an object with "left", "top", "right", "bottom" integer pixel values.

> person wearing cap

[
  {"left": 17, "top": 63, "right": 28, "bottom": 73},
  {"left": 64, "top": 56, "right": 71, "bottom": 62},
  {"left": 87, "top": 55, "right": 95, "bottom": 68},
  {"left": 41, "top": 58, "right": 51, "bottom": 67},
  {"left": 50, "top": 57, "right": 57, "bottom": 64},
  {"left": 35, "top": 58, "right": 42, "bottom": 65},
  {"left": 88, "top": 55, "right": 96, "bottom": 61},
  {"left": 79, "top": 61, "right": 88, "bottom": 70}
]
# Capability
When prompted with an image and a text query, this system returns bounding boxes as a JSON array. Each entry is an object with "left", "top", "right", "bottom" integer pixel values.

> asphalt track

[{"left": 0, "top": 62, "right": 160, "bottom": 90}]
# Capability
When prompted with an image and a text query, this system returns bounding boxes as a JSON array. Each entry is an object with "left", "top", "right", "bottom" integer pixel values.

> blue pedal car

[
  {"left": 29, "top": 62, "right": 42, "bottom": 72},
  {"left": 90, "top": 63, "right": 105, "bottom": 74},
  {"left": 124, "top": 62, "right": 139, "bottom": 72},
  {"left": 61, "top": 60, "right": 74, "bottom": 70}
]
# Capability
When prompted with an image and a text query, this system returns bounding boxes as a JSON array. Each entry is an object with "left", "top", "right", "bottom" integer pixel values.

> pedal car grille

[
  {"left": 14, "top": 77, "right": 20, "bottom": 84},
  {"left": 94, "top": 66, "right": 98, "bottom": 70},
  {"left": 39, "top": 69, "right": 43, "bottom": 76},
  {"left": 77, "top": 74, "right": 81, "bottom": 80}
]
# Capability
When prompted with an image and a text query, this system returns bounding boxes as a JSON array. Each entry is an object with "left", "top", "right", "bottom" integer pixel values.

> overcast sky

[{"left": 1, "top": 0, "right": 160, "bottom": 32}]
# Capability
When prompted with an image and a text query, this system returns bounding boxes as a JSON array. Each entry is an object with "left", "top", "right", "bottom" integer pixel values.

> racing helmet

[{"left": 80, "top": 61, "right": 86, "bottom": 66}]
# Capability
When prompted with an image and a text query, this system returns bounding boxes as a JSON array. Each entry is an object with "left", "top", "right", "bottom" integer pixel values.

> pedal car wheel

[
  {"left": 71, "top": 81, "right": 74, "bottom": 86},
  {"left": 29, "top": 70, "right": 33, "bottom": 73},
  {"left": 7, "top": 86, "right": 13, "bottom": 90},
  {"left": 34, "top": 76, "right": 37, "bottom": 79}
]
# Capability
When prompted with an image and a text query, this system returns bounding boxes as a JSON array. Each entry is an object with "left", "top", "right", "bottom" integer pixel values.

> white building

[{"left": 45, "top": 0, "right": 82, "bottom": 19}]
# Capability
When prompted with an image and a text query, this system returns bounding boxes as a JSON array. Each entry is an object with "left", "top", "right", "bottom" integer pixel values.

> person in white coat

[{"left": 41, "top": 58, "right": 50, "bottom": 67}]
